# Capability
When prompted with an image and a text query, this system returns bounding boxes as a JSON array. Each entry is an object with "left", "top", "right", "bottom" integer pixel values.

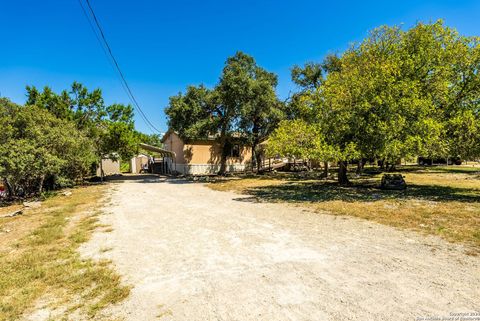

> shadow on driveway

[{"left": 105, "top": 174, "right": 193, "bottom": 185}]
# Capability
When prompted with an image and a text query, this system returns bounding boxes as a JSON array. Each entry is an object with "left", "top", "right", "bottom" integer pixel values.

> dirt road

[{"left": 82, "top": 175, "right": 479, "bottom": 321}]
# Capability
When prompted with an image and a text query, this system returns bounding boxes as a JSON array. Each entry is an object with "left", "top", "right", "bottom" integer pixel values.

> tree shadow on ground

[{"left": 237, "top": 180, "right": 480, "bottom": 204}]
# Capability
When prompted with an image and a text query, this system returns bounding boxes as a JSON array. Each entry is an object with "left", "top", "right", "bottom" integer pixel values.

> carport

[{"left": 138, "top": 143, "right": 176, "bottom": 174}]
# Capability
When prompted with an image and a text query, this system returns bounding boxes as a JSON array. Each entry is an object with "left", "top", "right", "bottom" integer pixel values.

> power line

[
  {"left": 77, "top": 0, "right": 162, "bottom": 134},
  {"left": 78, "top": 0, "right": 148, "bottom": 134},
  {"left": 77, "top": 0, "right": 131, "bottom": 106},
  {"left": 82, "top": 0, "right": 161, "bottom": 134},
  {"left": 81, "top": 0, "right": 161, "bottom": 134}
]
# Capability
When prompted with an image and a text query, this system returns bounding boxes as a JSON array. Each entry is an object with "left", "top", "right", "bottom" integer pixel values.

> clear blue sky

[{"left": 1, "top": 0, "right": 479, "bottom": 134}]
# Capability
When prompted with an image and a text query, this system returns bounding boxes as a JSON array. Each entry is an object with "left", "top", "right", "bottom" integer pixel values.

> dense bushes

[
  {"left": 0, "top": 99, "right": 95, "bottom": 197},
  {"left": 1, "top": 82, "right": 143, "bottom": 199}
]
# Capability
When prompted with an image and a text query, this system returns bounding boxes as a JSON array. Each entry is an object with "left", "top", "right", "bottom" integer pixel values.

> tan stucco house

[{"left": 162, "top": 130, "right": 252, "bottom": 175}]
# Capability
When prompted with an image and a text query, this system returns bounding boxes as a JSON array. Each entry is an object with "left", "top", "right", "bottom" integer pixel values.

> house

[{"left": 161, "top": 130, "right": 252, "bottom": 175}]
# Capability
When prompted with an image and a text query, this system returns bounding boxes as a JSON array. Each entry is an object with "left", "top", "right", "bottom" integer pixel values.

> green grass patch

[{"left": 0, "top": 186, "right": 130, "bottom": 321}]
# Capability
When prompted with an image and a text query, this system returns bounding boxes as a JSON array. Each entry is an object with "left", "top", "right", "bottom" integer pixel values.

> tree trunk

[
  {"left": 252, "top": 137, "right": 263, "bottom": 174},
  {"left": 255, "top": 150, "right": 262, "bottom": 173},
  {"left": 251, "top": 124, "right": 261, "bottom": 174},
  {"left": 100, "top": 158, "right": 104, "bottom": 182},
  {"left": 251, "top": 144, "right": 258, "bottom": 173},
  {"left": 219, "top": 153, "right": 228, "bottom": 175},
  {"left": 323, "top": 161, "right": 329, "bottom": 179},
  {"left": 338, "top": 161, "right": 350, "bottom": 185},
  {"left": 356, "top": 159, "right": 364, "bottom": 175},
  {"left": 3, "top": 178, "right": 13, "bottom": 198},
  {"left": 38, "top": 175, "right": 45, "bottom": 194},
  {"left": 218, "top": 134, "right": 228, "bottom": 175},
  {"left": 379, "top": 158, "right": 386, "bottom": 170}
]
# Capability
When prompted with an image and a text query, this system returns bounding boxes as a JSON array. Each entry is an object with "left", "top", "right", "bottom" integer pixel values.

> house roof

[
  {"left": 161, "top": 129, "right": 218, "bottom": 143},
  {"left": 161, "top": 129, "right": 177, "bottom": 143},
  {"left": 161, "top": 129, "right": 249, "bottom": 144}
]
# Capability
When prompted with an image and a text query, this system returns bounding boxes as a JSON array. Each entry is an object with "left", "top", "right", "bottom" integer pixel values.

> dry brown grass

[
  {"left": 209, "top": 166, "right": 480, "bottom": 253},
  {"left": 0, "top": 185, "right": 130, "bottom": 321}
]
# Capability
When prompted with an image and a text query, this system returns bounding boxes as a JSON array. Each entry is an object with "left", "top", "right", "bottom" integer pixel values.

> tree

[
  {"left": 165, "top": 52, "right": 283, "bottom": 174},
  {"left": 165, "top": 85, "right": 214, "bottom": 141},
  {"left": 319, "top": 25, "right": 410, "bottom": 173},
  {"left": 26, "top": 86, "right": 73, "bottom": 120},
  {"left": 288, "top": 59, "right": 338, "bottom": 174},
  {"left": 447, "top": 110, "right": 480, "bottom": 161},
  {"left": 337, "top": 23, "right": 475, "bottom": 166},
  {"left": 135, "top": 132, "right": 163, "bottom": 147},
  {"left": 228, "top": 53, "right": 285, "bottom": 172},
  {"left": 26, "top": 82, "right": 139, "bottom": 180},
  {"left": 291, "top": 62, "right": 324, "bottom": 90},
  {"left": 408, "top": 22, "right": 480, "bottom": 161},
  {"left": 267, "top": 119, "right": 359, "bottom": 183},
  {"left": 165, "top": 81, "right": 237, "bottom": 174},
  {"left": 0, "top": 99, "right": 95, "bottom": 197},
  {"left": 266, "top": 119, "right": 317, "bottom": 160},
  {"left": 215, "top": 52, "right": 259, "bottom": 174},
  {"left": 283, "top": 20, "right": 479, "bottom": 184}
]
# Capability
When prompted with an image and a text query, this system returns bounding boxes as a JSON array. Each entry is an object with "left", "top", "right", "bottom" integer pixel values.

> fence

[{"left": 175, "top": 164, "right": 247, "bottom": 175}]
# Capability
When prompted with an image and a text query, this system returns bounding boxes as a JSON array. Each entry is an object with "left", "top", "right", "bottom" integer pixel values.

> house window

[
  {"left": 225, "top": 143, "right": 240, "bottom": 158},
  {"left": 231, "top": 144, "right": 240, "bottom": 158}
]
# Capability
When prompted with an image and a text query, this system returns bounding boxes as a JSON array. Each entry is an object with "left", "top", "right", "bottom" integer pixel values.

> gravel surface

[{"left": 81, "top": 175, "right": 480, "bottom": 321}]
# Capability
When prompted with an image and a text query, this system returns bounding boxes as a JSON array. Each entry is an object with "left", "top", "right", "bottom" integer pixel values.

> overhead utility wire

[
  {"left": 77, "top": 0, "right": 131, "bottom": 100},
  {"left": 82, "top": 0, "right": 161, "bottom": 134},
  {"left": 78, "top": 0, "right": 162, "bottom": 134}
]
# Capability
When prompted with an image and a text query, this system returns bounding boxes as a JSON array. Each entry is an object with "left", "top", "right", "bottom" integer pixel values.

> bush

[{"left": 0, "top": 99, "right": 95, "bottom": 198}]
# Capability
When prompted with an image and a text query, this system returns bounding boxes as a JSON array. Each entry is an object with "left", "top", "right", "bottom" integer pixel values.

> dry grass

[
  {"left": 0, "top": 185, "right": 130, "bottom": 321},
  {"left": 209, "top": 166, "right": 480, "bottom": 253}
]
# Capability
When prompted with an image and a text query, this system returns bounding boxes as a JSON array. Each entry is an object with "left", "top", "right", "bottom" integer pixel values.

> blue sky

[{"left": 1, "top": 0, "right": 479, "bottom": 134}]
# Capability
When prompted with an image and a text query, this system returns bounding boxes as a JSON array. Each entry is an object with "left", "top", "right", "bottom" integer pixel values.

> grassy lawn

[
  {"left": 0, "top": 185, "right": 129, "bottom": 321},
  {"left": 209, "top": 165, "right": 480, "bottom": 254}
]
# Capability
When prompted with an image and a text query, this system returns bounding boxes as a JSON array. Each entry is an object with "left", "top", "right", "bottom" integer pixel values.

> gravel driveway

[{"left": 82, "top": 175, "right": 479, "bottom": 321}]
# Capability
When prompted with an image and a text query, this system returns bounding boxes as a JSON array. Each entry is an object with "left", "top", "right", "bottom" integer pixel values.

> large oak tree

[{"left": 165, "top": 52, "right": 283, "bottom": 174}]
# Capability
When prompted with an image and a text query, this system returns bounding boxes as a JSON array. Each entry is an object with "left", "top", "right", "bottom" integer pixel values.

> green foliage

[
  {"left": 225, "top": 52, "right": 285, "bottom": 170},
  {"left": 447, "top": 110, "right": 480, "bottom": 159},
  {"left": 100, "top": 122, "right": 137, "bottom": 161},
  {"left": 269, "top": 21, "right": 480, "bottom": 184},
  {"left": 0, "top": 99, "right": 95, "bottom": 197},
  {"left": 25, "top": 82, "right": 139, "bottom": 177},
  {"left": 165, "top": 51, "right": 284, "bottom": 173},
  {"left": 165, "top": 85, "right": 214, "bottom": 140},
  {"left": 135, "top": 132, "right": 163, "bottom": 147},
  {"left": 267, "top": 119, "right": 358, "bottom": 162},
  {"left": 1, "top": 81, "right": 141, "bottom": 197},
  {"left": 319, "top": 21, "right": 480, "bottom": 163},
  {"left": 291, "top": 62, "right": 323, "bottom": 89},
  {"left": 266, "top": 119, "right": 313, "bottom": 159}
]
